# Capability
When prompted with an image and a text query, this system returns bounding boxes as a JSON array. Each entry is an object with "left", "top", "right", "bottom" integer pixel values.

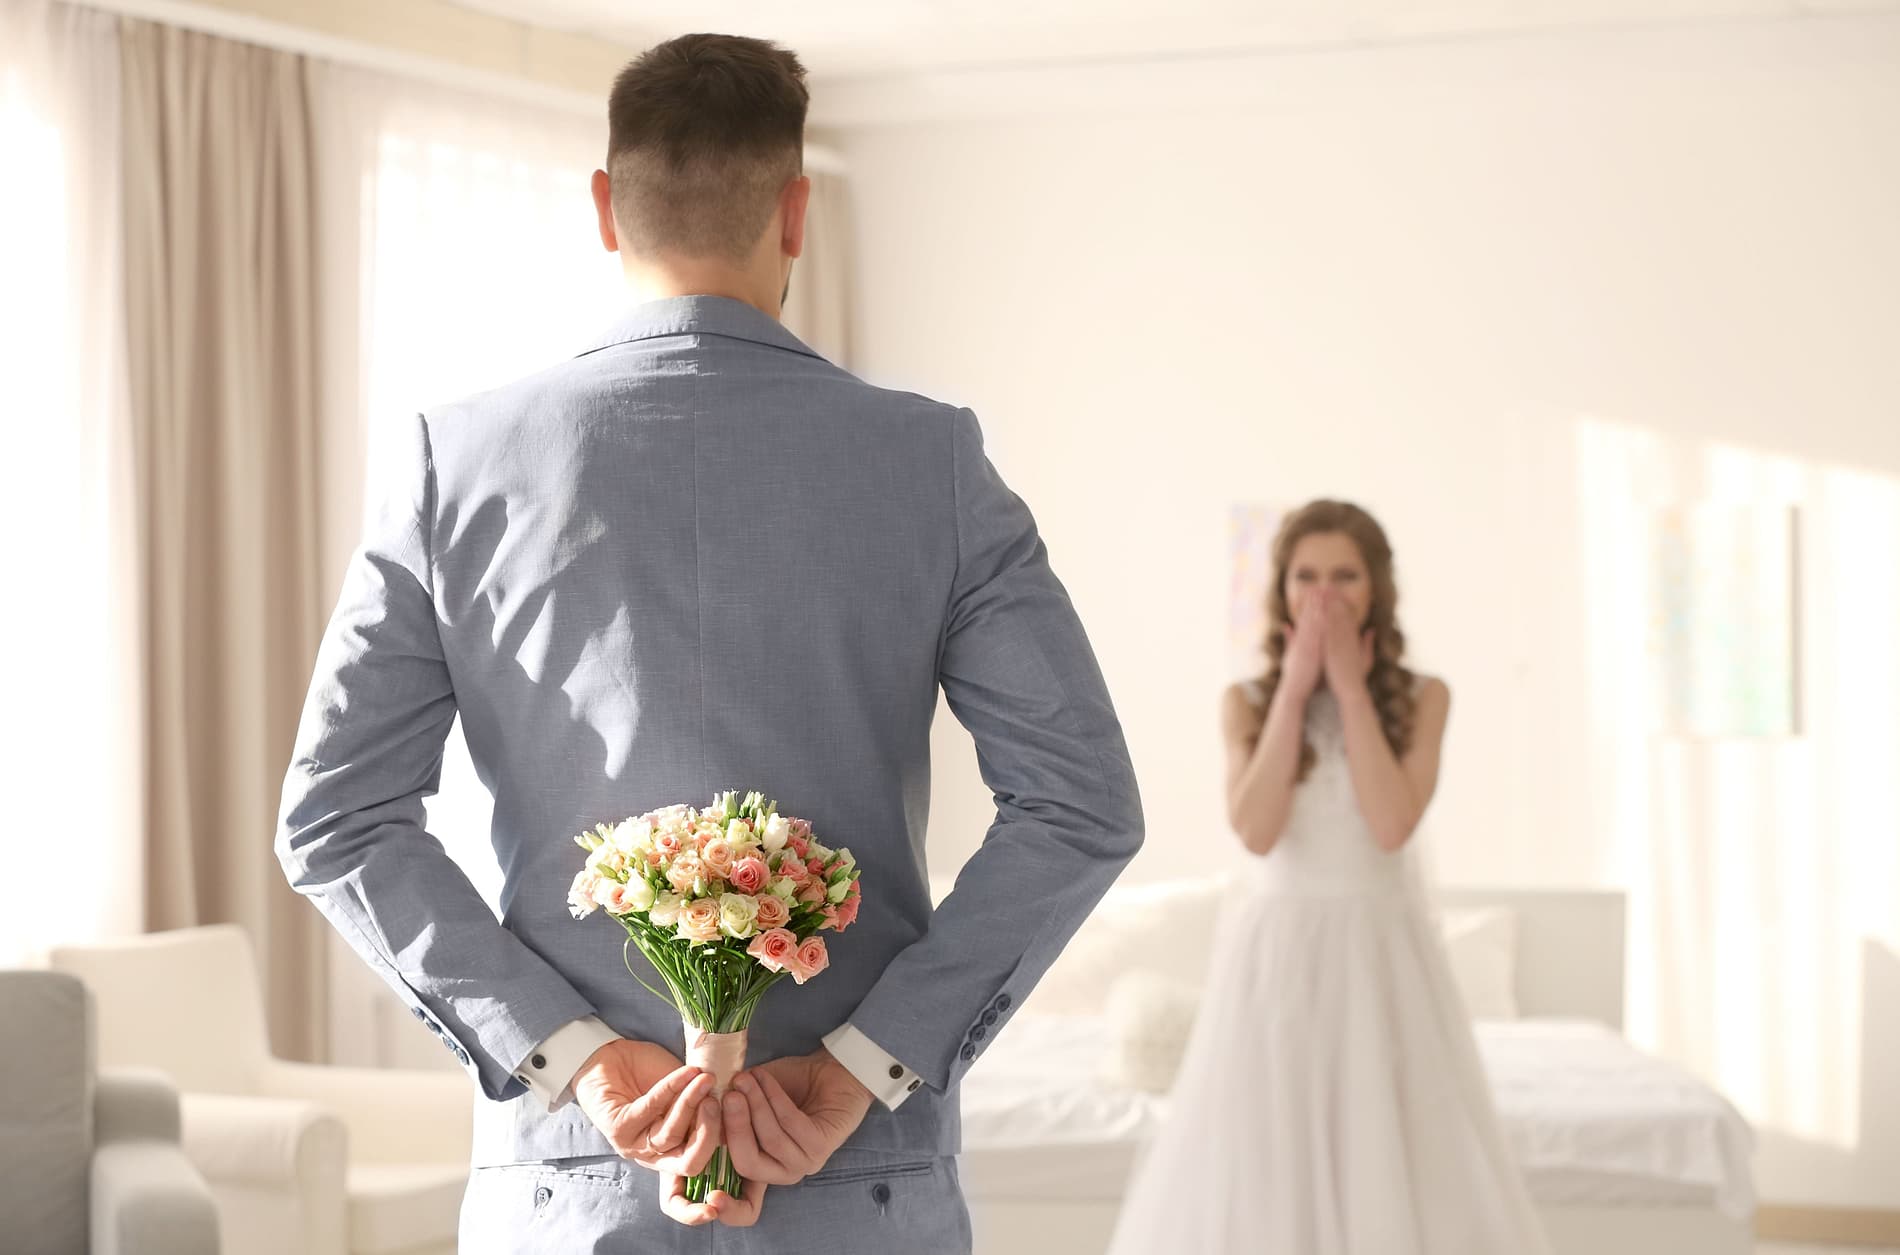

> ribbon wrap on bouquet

[{"left": 684, "top": 1025, "right": 748, "bottom": 1097}]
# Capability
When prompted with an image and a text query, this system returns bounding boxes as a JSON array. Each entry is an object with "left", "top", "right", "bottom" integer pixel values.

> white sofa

[
  {"left": 50, "top": 926, "right": 473, "bottom": 1255},
  {"left": 0, "top": 969, "right": 220, "bottom": 1255}
]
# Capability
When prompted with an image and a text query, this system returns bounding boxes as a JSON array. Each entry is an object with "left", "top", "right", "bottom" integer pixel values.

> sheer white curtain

[
  {"left": 0, "top": 0, "right": 140, "bottom": 966},
  {"left": 1575, "top": 416, "right": 1900, "bottom": 1159}
]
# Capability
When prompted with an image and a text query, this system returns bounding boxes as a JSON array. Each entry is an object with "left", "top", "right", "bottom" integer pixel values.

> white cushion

[
  {"left": 1099, "top": 970, "right": 1203, "bottom": 1094},
  {"left": 348, "top": 1162, "right": 468, "bottom": 1255},
  {"left": 1439, "top": 906, "right": 1520, "bottom": 1020},
  {"left": 1023, "top": 877, "right": 1229, "bottom": 1015}
]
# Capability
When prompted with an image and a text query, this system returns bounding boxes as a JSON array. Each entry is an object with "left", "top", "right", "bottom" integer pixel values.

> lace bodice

[{"left": 1238, "top": 679, "right": 1420, "bottom": 898}]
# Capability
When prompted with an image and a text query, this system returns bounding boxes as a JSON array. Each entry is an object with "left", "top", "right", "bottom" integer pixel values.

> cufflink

[
  {"left": 907, "top": 1078, "right": 922, "bottom": 1093},
  {"left": 531, "top": 1054, "right": 547, "bottom": 1069}
]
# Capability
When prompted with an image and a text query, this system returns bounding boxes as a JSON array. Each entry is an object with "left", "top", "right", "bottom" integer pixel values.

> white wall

[{"left": 823, "top": 15, "right": 1900, "bottom": 1209}]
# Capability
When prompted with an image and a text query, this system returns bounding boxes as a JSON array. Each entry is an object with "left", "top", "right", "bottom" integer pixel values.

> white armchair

[{"left": 50, "top": 926, "right": 472, "bottom": 1255}]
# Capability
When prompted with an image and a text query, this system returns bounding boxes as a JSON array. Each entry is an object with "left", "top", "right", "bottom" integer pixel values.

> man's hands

[
  {"left": 571, "top": 1038, "right": 721, "bottom": 1177},
  {"left": 576, "top": 1040, "right": 876, "bottom": 1230},
  {"left": 722, "top": 1047, "right": 874, "bottom": 1187}
]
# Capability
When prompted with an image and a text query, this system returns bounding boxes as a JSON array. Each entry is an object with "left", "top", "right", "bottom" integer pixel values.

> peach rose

[
  {"left": 700, "top": 838, "right": 737, "bottom": 879},
  {"left": 566, "top": 869, "right": 601, "bottom": 920},
  {"left": 653, "top": 831, "right": 684, "bottom": 859},
  {"left": 665, "top": 855, "right": 701, "bottom": 895},
  {"left": 796, "top": 881, "right": 828, "bottom": 907},
  {"left": 729, "top": 856, "right": 769, "bottom": 895},
  {"left": 775, "top": 855, "right": 811, "bottom": 886},
  {"left": 788, "top": 936, "right": 830, "bottom": 985},
  {"left": 754, "top": 894, "right": 791, "bottom": 930},
  {"left": 746, "top": 927, "right": 799, "bottom": 974},
  {"left": 676, "top": 898, "right": 722, "bottom": 944}
]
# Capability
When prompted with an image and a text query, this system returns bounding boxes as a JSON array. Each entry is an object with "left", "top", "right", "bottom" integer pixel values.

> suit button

[
  {"left": 411, "top": 1007, "right": 427, "bottom": 1021},
  {"left": 982, "top": 1010, "right": 998, "bottom": 1027},
  {"left": 456, "top": 1047, "right": 470, "bottom": 1064},
  {"left": 995, "top": 994, "right": 1011, "bottom": 1012},
  {"left": 871, "top": 1182, "right": 892, "bottom": 1206},
  {"left": 888, "top": 1063, "right": 904, "bottom": 1080},
  {"left": 531, "top": 1054, "right": 547, "bottom": 1069},
  {"left": 533, "top": 1186, "right": 552, "bottom": 1209},
  {"left": 959, "top": 1043, "right": 976, "bottom": 1062},
  {"left": 971, "top": 1026, "right": 986, "bottom": 1042}
]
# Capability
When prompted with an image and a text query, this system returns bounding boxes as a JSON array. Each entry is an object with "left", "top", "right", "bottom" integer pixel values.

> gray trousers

[{"left": 459, "top": 1150, "right": 973, "bottom": 1254}]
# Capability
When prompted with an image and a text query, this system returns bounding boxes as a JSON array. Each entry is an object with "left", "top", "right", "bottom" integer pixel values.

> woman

[{"left": 1105, "top": 499, "right": 1550, "bottom": 1254}]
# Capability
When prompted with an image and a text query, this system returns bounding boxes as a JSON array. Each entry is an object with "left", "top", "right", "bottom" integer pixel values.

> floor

[{"left": 1758, "top": 1247, "right": 1900, "bottom": 1253}]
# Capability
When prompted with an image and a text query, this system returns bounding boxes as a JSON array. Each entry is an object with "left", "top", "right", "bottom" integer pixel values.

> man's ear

[
  {"left": 780, "top": 175, "right": 811, "bottom": 260},
  {"left": 591, "top": 168, "right": 619, "bottom": 252}
]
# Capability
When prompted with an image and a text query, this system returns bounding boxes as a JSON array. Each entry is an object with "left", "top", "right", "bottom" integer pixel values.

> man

[{"left": 278, "top": 31, "right": 1143, "bottom": 1253}]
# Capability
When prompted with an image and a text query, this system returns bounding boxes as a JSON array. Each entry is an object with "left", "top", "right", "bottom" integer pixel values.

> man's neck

[{"left": 622, "top": 261, "right": 781, "bottom": 322}]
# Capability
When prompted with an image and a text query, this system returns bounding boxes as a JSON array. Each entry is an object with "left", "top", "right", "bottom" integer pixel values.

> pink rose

[
  {"left": 754, "top": 895, "right": 791, "bottom": 930},
  {"left": 789, "top": 936, "right": 830, "bottom": 985},
  {"left": 677, "top": 898, "right": 722, "bottom": 944},
  {"left": 653, "top": 832, "right": 683, "bottom": 859},
  {"left": 775, "top": 855, "right": 811, "bottom": 886},
  {"left": 832, "top": 892, "right": 861, "bottom": 931},
  {"left": 701, "top": 838, "right": 737, "bottom": 879},
  {"left": 797, "top": 881, "right": 827, "bottom": 907},
  {"left": 729, "top": 856, "right": 769, "bottom": 896},
  {"left": 807, "top": 857, "right": 828, "bottom": 878},
  {"left": 746, "top": 927, "right": 799, "bottom": 973},
  {"left": 787, "top": 833, "right": 810, "bottom": 859}
]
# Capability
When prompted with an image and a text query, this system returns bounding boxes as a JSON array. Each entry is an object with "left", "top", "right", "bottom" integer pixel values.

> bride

[{"left": 1105, "top": 499, "right": 1552, "bottom": 1254}]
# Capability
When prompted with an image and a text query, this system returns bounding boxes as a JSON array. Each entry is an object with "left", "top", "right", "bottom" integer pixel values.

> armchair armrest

[
  {"left": 91, "top": 1140, "right": 219, "bottom": 1255},
  {"left": 96, "top": 1067, "right": 183, "bottom": 1146},
  {"left": 179, "top": 1091, "right": 348, "bottom": 1188},
  {"left": 254, "top": 1060, "right": 473, "bottom": 1165}
]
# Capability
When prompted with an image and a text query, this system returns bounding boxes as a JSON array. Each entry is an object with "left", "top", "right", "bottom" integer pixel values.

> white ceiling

[{"left": 440, "top": 0, "right": 1896, "bottom": 78}]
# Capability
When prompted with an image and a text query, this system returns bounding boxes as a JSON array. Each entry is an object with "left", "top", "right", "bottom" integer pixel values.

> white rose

[
  {"left": 761, "top": 814, "right": 790, "bottom": 854},
  {"left": 808, "top": 841, "right": 834, "bottom": 864},
  {"left": 827, "top": 878, "right": 850, "bottom": 905},
  {"left": 649, "top": 892, "right": 685, "bottom": 926},
  {"left": 718, "top": 892, "right": 761, "bottom": 939},
  {"left": 622, "top": 877, "right": 657, "bottom": 913},
  {"left": 611, "top": 818, "right": 654, "bottom": 854},
  {"left": 769, "top": 876, "right": 798, "bottom": 903}
]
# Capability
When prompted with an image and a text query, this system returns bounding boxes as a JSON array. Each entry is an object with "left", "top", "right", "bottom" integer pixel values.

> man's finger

[
  {"left": 653, "top": 1098, "right": 721, "bottom": 1178},
  {"left": 721, "top": 1089, "right": 798, "bottom": 1185},
  {"left": 749, "top": 1069, "right": 830, "bottom": 1158},
  {"left": 708, "top": 1184, "right": 766, "bottom": 1228},
  {"left": 658, "top": 1172, "right": 719, "bottom": 1227},
  {"left": 733, "top": 1073, "right": 814, "bottom": 1171},
  {"left": 647, "top": 1072, "right": 715, "bottom": 1153},
  {"left": 613, "top": 1064, "right": 700, "bottom": 1141}
]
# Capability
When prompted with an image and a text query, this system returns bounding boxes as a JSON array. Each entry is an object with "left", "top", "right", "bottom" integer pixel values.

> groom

[{"left": 276, "top": 31, "right": 1143, "bottom": 1253}]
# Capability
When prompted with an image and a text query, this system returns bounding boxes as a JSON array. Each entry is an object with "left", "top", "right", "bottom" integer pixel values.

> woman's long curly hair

[{"left": 1258, "top": 500, "right": 1417, "bottom": 782}]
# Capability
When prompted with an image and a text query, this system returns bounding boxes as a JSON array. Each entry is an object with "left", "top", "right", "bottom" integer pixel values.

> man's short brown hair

[{"left": 606, "top": 34, "right": 809, "bottom": 264}]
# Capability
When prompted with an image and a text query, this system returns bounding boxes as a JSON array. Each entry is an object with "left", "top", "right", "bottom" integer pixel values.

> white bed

[{"left": 947, "top": 884, "right": 1755, "bottom": 1255}]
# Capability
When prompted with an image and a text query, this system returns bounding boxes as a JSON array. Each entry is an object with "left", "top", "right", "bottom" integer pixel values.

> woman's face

[{"left": 1284, "top": 531, "right": 1372, "bottom": 628}]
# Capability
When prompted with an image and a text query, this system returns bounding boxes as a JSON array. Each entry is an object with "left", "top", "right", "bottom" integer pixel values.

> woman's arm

[
  {"left": 1333, "top": 674, "right": 1451, "bottom": 852},
  {"left": 1222, "top": 681, "right": 1312, "bottom": 855}
]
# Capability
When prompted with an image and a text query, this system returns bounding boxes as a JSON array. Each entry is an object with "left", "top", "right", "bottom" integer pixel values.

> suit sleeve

[
  {"left": 275, "top": 413, "right": 597, "bottom": 1101},
  {"left": 843, "top": 408, "right": 1145, "bottom": 1092}
]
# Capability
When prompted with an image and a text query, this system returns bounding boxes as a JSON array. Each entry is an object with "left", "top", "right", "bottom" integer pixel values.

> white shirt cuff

[
  {"left": 515, "top": 1016, "right": 622, "bottom": 1111},
  {"left": 822, "top": 1022, "right": 924, "bottom": 1111}
]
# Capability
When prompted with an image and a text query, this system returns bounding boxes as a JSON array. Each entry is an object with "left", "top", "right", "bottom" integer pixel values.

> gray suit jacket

[{"left": 277, "top": 295, "right": 1144, "bottom": 1167}]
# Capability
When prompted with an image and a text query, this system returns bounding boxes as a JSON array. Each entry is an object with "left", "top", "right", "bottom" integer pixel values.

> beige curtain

[
  {"left": 120, "top": 18, "right": 329, "bottom": 1062},
  {"left": 783, "top": 165, "right": 854, "bottom": 368}
]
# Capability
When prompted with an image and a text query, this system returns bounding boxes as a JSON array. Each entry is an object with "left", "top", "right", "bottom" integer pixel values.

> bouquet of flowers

[{"left": 566, "top": 790, "right": 863, "bottom": 1203}]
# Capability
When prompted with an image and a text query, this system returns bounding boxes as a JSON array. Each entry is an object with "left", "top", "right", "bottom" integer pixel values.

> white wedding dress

[{"left": 1105, "top": 680, "right": 1552, "bottom": 1255}]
